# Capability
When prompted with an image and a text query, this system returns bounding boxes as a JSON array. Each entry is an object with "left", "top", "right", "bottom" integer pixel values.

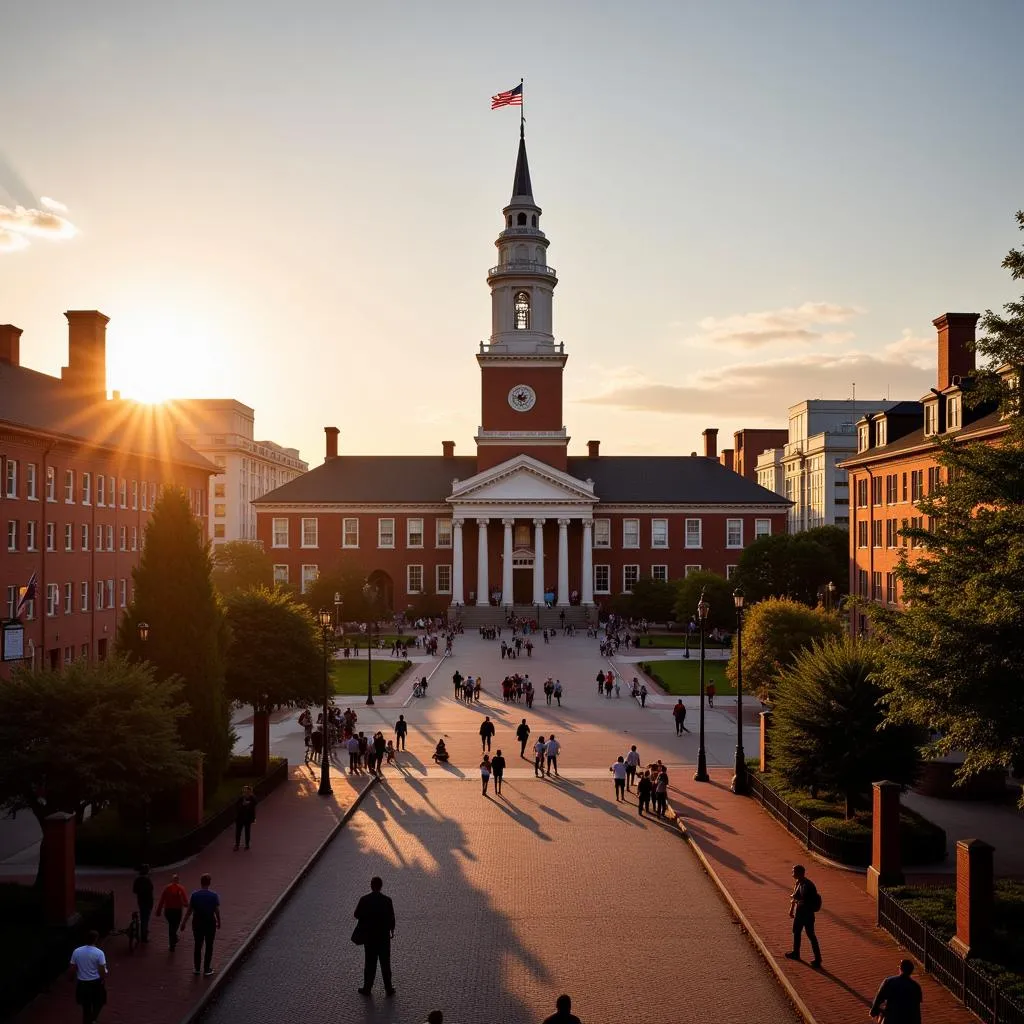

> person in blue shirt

[{"left": 180, "top": 873, "right": 221, "bottom": 976}]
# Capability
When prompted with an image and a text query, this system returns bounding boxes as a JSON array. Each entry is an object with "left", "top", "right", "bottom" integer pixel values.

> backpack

[{"left": 806, "top": 881, "right": 822, "bottom": 913}]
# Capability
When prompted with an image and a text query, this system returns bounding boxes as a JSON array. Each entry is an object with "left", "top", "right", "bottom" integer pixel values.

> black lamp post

[
  {"left": 694, "top": 588, "right": 710, "bottom": 783},
  {"left": 137, "top": 622, "right": 153, "bottom": 851},
  {"left": 684, "top": 618, "right": 690, "bottom": 659},
  {"left": 316, "top": 608, "right": 333, "bottom": 796},
  {"left": 731, "top": 587, "right": 748, "bottom": 795},
  {"left": 362, "top": 582, "right": 376, "bottom": 706},
  {"left": 334, "top": 591, "right": 342, "bottom": 635},
  {"left": 827, "top": 580, "right": 836, "bottom": 612}
]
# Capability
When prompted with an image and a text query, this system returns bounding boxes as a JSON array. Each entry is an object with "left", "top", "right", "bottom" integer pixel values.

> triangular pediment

[{"left": 448, "top": 455, "right": 595, "bottom": 504}]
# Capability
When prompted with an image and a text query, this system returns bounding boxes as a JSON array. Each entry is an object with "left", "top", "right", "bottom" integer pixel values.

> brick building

[
  {"left": 842, "top": 312, "right": 1010, "bottom": 631},
  {"left": 1, "top": 312, "right": 216, "bottom": 677},
  {"left": 254, "top": 132, "right": 789, "bottom": 616}
]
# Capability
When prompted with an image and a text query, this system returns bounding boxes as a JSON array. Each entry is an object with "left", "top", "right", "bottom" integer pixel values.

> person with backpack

[
  {"left": 673, "top": 699, "right": 688, "bottom": 734},
  {"left": 784, "top": 864, "right": 822, "bottom": 968}
]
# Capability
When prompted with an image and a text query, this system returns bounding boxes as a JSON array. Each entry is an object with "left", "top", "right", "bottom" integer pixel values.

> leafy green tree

[
  {"left": 118, "top": 487, "right": 232, "bottom": 783},
  {"left": 730, "top": 596, "right": 842, "bottom": 702},
  {"left": 0, "top": 658, "right": 193, "bottom": 881},
  {"left": 211, "top": 540, "right": 274, "bottom": 597},
  {"left": 736, "top": 528, "right": 848, "bottom": 606},
  {"left": 300, "top": 565, "right": 375, "bottom": 621},
  {"left": 673, "top": 571, "right": 736, "bottom": 632},
  {"left": 773, "top": 638, "right": 924, "bottom": 817},
  {"left": 611, "top": 577, "right": 678, "bottom": 623}
]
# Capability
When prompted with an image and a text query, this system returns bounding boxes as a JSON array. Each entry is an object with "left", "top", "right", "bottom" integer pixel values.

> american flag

[
  {"left": 491, "top": 83, "right": 523, "bottom": 109},
  {"left": 16, "top": 572, "right": 37, "bottom": 616}
]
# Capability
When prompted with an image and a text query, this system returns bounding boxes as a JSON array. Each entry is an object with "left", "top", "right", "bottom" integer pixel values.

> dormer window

[
  {"left": 857, "top": 424, "right": 870, "bottom": 452},
  {"left": 875, "top": 418, "right": 887, "bottom": 447},
  {"left": 924, "top": 401, "right": 938, "bottom": 436},
  {"left": 514, "top": 291, "right": 530, "bottom": 330},
  {"left": 947, "top": 395, "right": 961, "bottom": 430}
]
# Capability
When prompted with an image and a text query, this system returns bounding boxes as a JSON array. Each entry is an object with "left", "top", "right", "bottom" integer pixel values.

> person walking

[
  {"left": 452, "top": 669, "right": 463, "bottom": 697},
  {"left": 479, "top": 754, "right": 492, "bottom": 796},
  {"left": 596, "top": 670, "right": 605, "bottom": 695},
  {"left": 132, "top": 863, "right": 154, "bottom": 943},
  {"left": 69, "top": 929, "right": 108, "bottom": 1024},
  {"left": 637, "top": 770, "right": 653, "bottom": 816},
  {"left": 491, "top": 749, "right": 506, "bottom": 795},
  {"left": 639, "top": 683, "right": 648, "bottom": 708},
  {"left": 373, "top": 731, "right": 387, "bottom": 774},
  {"left": 180, "top": 873, "right": 221, "bottom": 977},
  {"left": 542, "top": 993, "right": 583, "bottom": 1024},
  {"left": 516, "top": 719, "right": 531, "bottom": 758},
  {"left": 353, "top": 875, "right": 396, "bottom": 996},
  {"left": 707, "top": 681, "right": 716, "bottom": 708},
  {"left": 347, "top": 733, "right": 361, "bottom": 774},
  {"left": 869, "top": 959, "right": 923, "bottom": 1024},
  {"left": 554, "top": 679, "right": 563, "bottom": 706},
  {"left": 534, "top": 735, "right": 547, "bottom": 778},
  {"left": 624, "top": 745, "right": 641, "bottom": 790},
  {"left": 233, "top": 785, "right": 257, "bottom": 851},
  {"left": 654, "top": 769, "right": 669, "bottom": 818},
  {"left": 394, "top": 714, "right": 408, "bottom": 751},
  {"left": 545, "top": 734, "right": 561, "bottom": 777},
  {"left": 784, "top": 864, "right": 822, "bottom": 968},
  {"left": 610, "top": 756, "right": 627, "bottom": 801},
  {"left": 479, "top": 716, "right": 495, "bottom": 753},
  {"left": 673, "top": 699, "right": 688, "bottom": 734},
  {"left": 154, "top": 873, "right": 188, "bottom": 951}
]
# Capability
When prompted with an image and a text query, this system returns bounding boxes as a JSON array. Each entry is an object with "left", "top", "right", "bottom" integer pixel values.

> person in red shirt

[{"left": 154, "top": 873, "right": 189, "bottom": 951}]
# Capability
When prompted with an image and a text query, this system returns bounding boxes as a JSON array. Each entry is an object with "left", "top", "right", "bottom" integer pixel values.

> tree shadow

[{"left": 490, "top": 790, "right": 553, "bottom": 841}]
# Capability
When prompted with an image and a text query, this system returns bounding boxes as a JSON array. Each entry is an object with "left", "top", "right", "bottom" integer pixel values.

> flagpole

[{"left": 520, "top": 77, "right": 525, "bottom": 136}]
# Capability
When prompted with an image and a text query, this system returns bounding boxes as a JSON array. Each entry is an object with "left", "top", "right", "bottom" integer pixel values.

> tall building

[
  {"left": 254, "top": 131, "right": 790, "bottom": 615},
  {"left": 168, "top": 400, "right": 307, "bottom": 546},
  {"left": 0, "top": 312, "right": 215, "bottom": 677},
  {"left": 732, "top": 428, "right": 788, "bottom": 481}
]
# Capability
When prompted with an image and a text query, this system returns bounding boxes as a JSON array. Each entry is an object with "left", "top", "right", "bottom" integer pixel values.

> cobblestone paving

[{"left": 198, "top": 775, "right": 799, "bottom": 1024}]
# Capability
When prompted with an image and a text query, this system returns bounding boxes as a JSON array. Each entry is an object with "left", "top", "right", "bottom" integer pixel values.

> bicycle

[{"left": 112, "top": 910, "right": 140, "bottom": 952}]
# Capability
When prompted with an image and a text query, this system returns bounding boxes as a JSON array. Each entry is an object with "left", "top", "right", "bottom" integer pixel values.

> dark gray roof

[
  {"left": 254, "top": 454, "right": 790, "bottom": 506},
  {"left": 511, "top": 126, "right": 533, "bottom": 200}
]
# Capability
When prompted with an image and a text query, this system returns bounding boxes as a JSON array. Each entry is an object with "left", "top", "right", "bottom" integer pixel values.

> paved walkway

[
  {"left": 13, "top": 763, "right": 372, "bottom": 1024},
  {"left": 676, "top": 769, "right": 977, "bottom": 1024}
]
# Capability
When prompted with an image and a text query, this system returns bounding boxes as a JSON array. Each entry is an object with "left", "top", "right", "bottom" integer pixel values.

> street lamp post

[
  {"left": 137, "top": 622, "right": 153, "bottom": 852},
  {"left": 334, "top": 591, "right": 342, "bottom": 635},
  {"left": 694, "top": 589, "right": 710, "bottom": 783},
  {"left": 316, "top": 608, "right": 333, "bottom": 796},
  {"left": 362, "top": 582, "right": 376, "bottom": 706},
  {"left": 731, "top": 588, "right": 748, "bottom": 795},
  {"left": 684, "top": 619, "right": 690, "bottom": 659},
  {"left": 827, "top": 580, "right": 836, "bottom": 612}
]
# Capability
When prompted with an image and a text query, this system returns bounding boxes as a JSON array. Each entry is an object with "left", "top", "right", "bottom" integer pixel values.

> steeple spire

[{"left": 511, "top": 122, "right": 533, "bottom": 201}]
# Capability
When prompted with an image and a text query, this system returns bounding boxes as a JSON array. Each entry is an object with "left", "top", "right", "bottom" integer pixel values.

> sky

[{"left": 1, "top": 0, "right": 1022, "bottom": 464}]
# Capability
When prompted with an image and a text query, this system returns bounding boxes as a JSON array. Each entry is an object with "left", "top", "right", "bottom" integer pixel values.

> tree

[
  {"left": 211, "top": 540, "right": 274, "bottom": 597},
  {"left": 772, "top": 638, "right": 923, "bottom": 817},
  {"left": 611, "top": 577, "right": 677, "bottom": 623},
  {"left": 730, "top": 597, "right": 842, "bottom": 702},
  {"left": 300, "top": 565, "right": 375, "bottom": 622},
  {"left": 118, "top": 487, "right": 233, "bottom": 783},
  {"left": 223, "top": 588, "right": 325, "bottom": 772},
  {"left": 0, "top": 658, "right": 194, "bottom": 881},
  {"left": 672, "top": 571, "right": 736, "bottom": 632},
  {"left": 735, "top": 528, "right": 849, "bottom": 606}
]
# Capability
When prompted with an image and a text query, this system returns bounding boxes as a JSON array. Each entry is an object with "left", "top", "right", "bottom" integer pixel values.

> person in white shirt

[
  {"left": 533, "top": 736, "right": 547, "bottom": 778},
  {"left": 69, "top": 930, "right": 108, "bottom": 1024},
  {"left": 545, "top": 735, "right": 561, "bottom": 777},
  {"left": 347, "top": 734, "right": 361, "bottom": 774},
  {"left": 610, "top": 756, "right": 627, "bottom": 801},
  {"left": 624, "top": 745, "right": 641, "bottom": 790}
]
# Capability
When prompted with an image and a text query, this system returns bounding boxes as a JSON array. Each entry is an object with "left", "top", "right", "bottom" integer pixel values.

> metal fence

[
  {"left": 878, "top": 889, "right": 1024, "bottom": 1024},
  {"left": 747, "top": 772, "right": 871, "bottom": 866}
]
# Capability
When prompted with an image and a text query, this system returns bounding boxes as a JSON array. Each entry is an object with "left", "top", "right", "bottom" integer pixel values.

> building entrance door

[{"left": 512, "top": 568, "right": 533, "bottom": 604}]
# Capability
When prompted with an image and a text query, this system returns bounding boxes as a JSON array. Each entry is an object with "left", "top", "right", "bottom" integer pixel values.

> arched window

[
  {"left": 517, "top": 212, "right": 527, "bottom": 226},
  {"left": 531, "top": 214, "right": 537, "bottom": 227},
  {"left": 514, "top": 291, "right": 530, "bottom": 331}
]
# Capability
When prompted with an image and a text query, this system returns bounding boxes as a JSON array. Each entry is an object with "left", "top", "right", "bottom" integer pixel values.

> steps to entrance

[{"left": 452, "top": 604, "right": 593, "bottom": 629}]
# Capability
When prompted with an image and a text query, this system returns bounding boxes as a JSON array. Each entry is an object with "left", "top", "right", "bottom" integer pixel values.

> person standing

[
  {"left": 610, "top": 757, "right": 627, "bottom": 801},
  {"left": 545, "top": 734, "right": 561, "bottom": 777},
  {"left": 180, "top": 873, "right": 221, "bottom": 977},
  {"left": 452, "top": 669, "right": 463, "bottom": 697},
  {"left": 624, "top": 745, "right": 641, "bottom": 790},
  {"left": 491, "top": 749, "right": 506, "bottom": 795},
  {"left": 639, "top": 683, "right": 648, "bottom": 708},
  {"left": 637, "top": 770, "right": 653, "bottom": 816},
  {"left": 542, "top": 993, "right": 583, "bottom": 1024},
  {"left": 347, "top": 733, "right": 361, "bottom": 774},
  {"left": 234, "top": 785, "right": 257, "bottom": 851},
  {"left": 155, "top": 873, "right": 188, "bottom": 951},
  {"left": 479, "top": 754, "right": 492, "bottom": 796},
  {"left": 673, "top": 699, "right": 688, "bottom": 734},
  {"left": 784, "top": 864, "right": 822, "bottom": 968},
  {"left": 533, "top": 735, "right": 547, "bottom": 778},
  {"left": 353, "top": 876, "right": 396, "bottom": 996},
  {"left": 132, "top": 863, "right": 154, "bottom": 943},
  {"left": 394, "top": 715, "right": 408, "bottom": 751},
  {"left": 596, "top": 670, "right": 605, "bottom": 695},
  {"left": 554, "top": 679, "right": 563, "bottom": 706},
  {"left": 69, "top": 930, "right": 108, "bottom": 1024},
  {"left": 516, "top": 719, "right": 531, "bottom": 758},
  {"left": 479, "top": 716, "right": 495, "bottom": 753},
  {"left": 869, "top": 959, "right": 923, "bottom": 1024},
  {"left": 373, "top": 731, "right": 387, "bottom": 774},
  {"left": 654, "top": 769, "right": 669, "bottom": 818}
]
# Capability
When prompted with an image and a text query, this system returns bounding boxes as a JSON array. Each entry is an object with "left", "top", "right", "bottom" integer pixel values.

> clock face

[{"left": 508, "top": 384, "right": 537, "bottom": 412}]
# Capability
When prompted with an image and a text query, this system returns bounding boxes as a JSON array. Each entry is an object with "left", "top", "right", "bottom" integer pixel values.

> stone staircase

[{"left": 452, "top": 604, "right": 593, "bottom": 630}]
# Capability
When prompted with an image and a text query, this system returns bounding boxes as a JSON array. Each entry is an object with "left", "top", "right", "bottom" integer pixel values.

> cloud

[
  {"left": 0, "top": 151, "right": 77, "bottom": 254},
  {"left": 40, "top": 195, "right": 68, "bottom": 213},
  {"left": 684, "top": 301, "right": 864, "bottom": 349},
  {"left": 0, "top": 228, "right": 31, "bottom": 253}
]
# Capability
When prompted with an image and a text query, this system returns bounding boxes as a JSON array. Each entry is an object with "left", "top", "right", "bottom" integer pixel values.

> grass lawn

[
  {"left": 635, "top": 635, "right": 731, "bottom": 650},
  {"left": 331, "top": 659, "right": 409, "bottom": 695},
  {"left": 640, "top": 659, "right": 734, "bottom": 696}
]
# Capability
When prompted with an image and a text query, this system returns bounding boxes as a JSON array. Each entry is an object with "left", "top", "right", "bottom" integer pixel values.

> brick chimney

[
  {"left": 62, "top": 310, "right": 109, "bottom": 398},
  {"left": 442, "top": 440, "right": 455, "bottom": 458},
  {"left": 587, "top": 439, "right": 600, "bottom": 458},
  {"left": 702, "top": 428, "right": 718, "bottom": 459},
  {"left": 324, "top": 426, "right": 339, "bottom": 460},
  {"left": 933, "top": 312, "right": 979, "bottom": 391},
  {"left": 0, "top": 324, "right": 22, "bottom": 366},
  {"left": 719, "top": 448, "right": 734, "bottom": 472}
]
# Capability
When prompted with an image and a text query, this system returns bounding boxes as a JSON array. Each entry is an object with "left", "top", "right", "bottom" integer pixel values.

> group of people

[
  {"left": 451, "top": 669, "right": 482, "bottom": 701},
  {"left": 499, "top": 636, "right": 532, "bottom": 658},
  {"left": 345, "top": 730, "right": 395, "bottom": 774}
]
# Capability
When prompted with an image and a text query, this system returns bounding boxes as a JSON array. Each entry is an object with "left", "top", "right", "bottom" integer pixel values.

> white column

[
  {"left": 532, "top": 518, "right": 546, "bottom": 606},
  {"left": 452, "top": 518, "right": 464, "bottom": 605},
  {"left": 557, "top": 518, "right": 570, "bottom": 606},
  {"left": 581, "top": 519, "right": 595, "bottom": 605},
  {"left": 475, "top": 518, "right": 489, "bottom": 606},
  {"left": 502, "top": 518, "right": 514, "bottom": 606}
]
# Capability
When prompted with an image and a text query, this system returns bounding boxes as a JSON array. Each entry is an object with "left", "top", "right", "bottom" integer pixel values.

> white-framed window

[
  {"left": 435, "top": 519, "right": 452, "bottom": 548},
  {"left": 301, "top": 517, "right": 318, "bottom": 548},
  {"left": 726, "top": 518, "right": 743, "bottom": 548},
  {"left": 119, "top": 579, "right": 127, "bottom": 607},
  {"left": 131, "top": 526, "right": 138, "bottom": 551},
  {"left": 46, "top": 583, "right": 59, "bottom": 617},
  {"left": 4, "top": 459, "right": 17, "bottom": 498},
  {"left": 754, "top": 518, "right": 771, "bottom": 539},
  {"left": 119, "top": 478, "right": 127, "bottom": 508},
  {"left": 96, "top": 474, "right": 105, "bottom": 506},
  {"left": 105, "top": 579, "right": 114, "bottom": 608},
  {"left": 141, "top": 480, "right": 148, "bottom": 511},
  {"left": 342, "top": 518, "right": 359, "bottom": 548},
  {"left": 407, "top": 564, "right": 424, "bottom": 594},
  {"left": 273, "top": 564, "right": 289, "bottom": 585},
  {"left": 26, "top": 520, "right": 37, "bottom": 550},
  {"left": 95, "top": 524, "right": 103, "bottom": 551},
  {"left": 64, "top": 469, "right": 75, "bottom": 503},
  {"left": 685, "top": 564, "right": 702, "bottom": 577},
  {"left": 594, "top": 564, "right": 611, "bottom": 594},
  {"left": 45, "top": 522, "right": 55, "bottom": 552},
  {"left": 651, "top": 518, "right": 668, "bottom": 548},
  {"left": 593, "top": 518, "right": 611, "bottom": 548},
  {"left": 81, "top": 472, "right": 91, "bottom": 505},
  {"left": 685, "top": 518, "right": 702, "bottom": 548},
  {"left": 623, "top": 564, "right": 640, "bottom": 592},
  {"left": 106, "top": 524, "right": 114, "bottom": 551},
  {"left": 924, "top": 402, "right": 938, "bottom": 436},
  {"left": 272, "top": 518, "right": 289, "bottom": 548},
  {"left": 80, "top": 581, "right": 89, "bottom": 612},
  {"left": 622, "top": 518, "right": 640, "bottom": 548},
  {"left": 378, "top": 518, "right": 395, "bottom": 548},
  {"left": 45, "top": 466, "right": 55, "bottom": 502},
  {"left": 6, "top": 520, "right": 16, "bottom": 551},
  {"left": 406, "top": 518, "right": 424, "bottom": 548},
  {"left": 81, "top": 523, "right": 89, "bottom": 550},
  {"left": 132, "top": 480, "right": 138, "bottom": 509},
  {"left": 300, "top": 564, "right": 318, "bottom": 594},
  {"left": 726, "top": 564, "right": 739, "bottom": 579},
  {"left": 5, "top": 585, "right": 16, "bottom": 619},
  {"left": 947, "top": 395, "right": 961, "bottom": 430},
  {"left": 651, "top": 564, "right": 668, "bottom": 582},
  {"left": 436, "top": 564, "right": 452, "bottom": 594},
  {"left": 119, "top": 525, "right": 127, "bottom": 551},
  {"left": 108, "top": 477, "right": 115, "bottom": 507},
  {"left": 149, "top": 482, "right": 156, "bottom": 509},
  {"left": 64, "top": 582, "right": 73, "bottom": 614},
  {"left": 95, "top": 580, "right": 104, "bottom": 610},
  {"left": 64, "top": 523, "right": 73, "bottom": 551},
  {"left": 26, "top": 462, "right": 37, "bottom": 499}
]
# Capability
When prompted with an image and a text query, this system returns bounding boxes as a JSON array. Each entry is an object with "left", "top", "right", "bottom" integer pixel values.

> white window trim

[
  {"left": 435, "top": 563, "right": 452, "bottom": 595},
  {"left": 651, "top": 564, "right": 668, "bottom": 582},
  {"left": 726, "top": 564, "right": 739, "bottom": 579},
  {"left": 406, "top": 518, "right": 424, "bottom": 550},
  {"left": 435, "top": 519, "right": 452, "bottom": 549},
  {"left": 406, "top": 564, "right": 424, "bottom": 595},
  {"left": 272, "top": 518, "right": 289, "bottom": 549},
  {"left": 754, "top": 518, "right": 771, "bottom": 539},
  {"left": 651, "top": 518, "right": 669, "bottom": 549},
  {"left": 342, "top": 517, "right": 359, "bottom": 549},
  {"left": 726, "top": 518, "right": 744, "bottom": 549},
  {"left": 300, "top": 564, "right": 319, "bottom": 595},
  {"left": 622, "top": 564, "right": 640, "bottom": 593},
  {"left": 273, "top": 564, "right": 290, "bottom": 585},
  {"left": 300, "top": 517, "right": 319, "bottom": 549},
  {"left": 685, "top": 564, "right": 702, "bottom": 576},
  {"left": 685, "top": 518, "right": 702, "bottom": 549},
  {"left": 622, "top": 518, "right": 640, "bottom": 549},
  {"left": 378, "top": 517, "right": 395, "bottom": 549},
  {"left": 593, "top": 564, "right": 611, "bottom": 595},
  {"left": 593, "top": 518, "right": 611, "bottom": 549}
]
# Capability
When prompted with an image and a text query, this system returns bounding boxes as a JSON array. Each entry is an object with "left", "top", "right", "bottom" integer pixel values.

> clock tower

[{"left": 476, "top": 126, "right": 569, "bottom": 471}]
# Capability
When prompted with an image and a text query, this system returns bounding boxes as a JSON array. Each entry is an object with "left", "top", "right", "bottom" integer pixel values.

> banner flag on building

[{"left": 16, "top": 572, "right": 37, "bottom": 616}]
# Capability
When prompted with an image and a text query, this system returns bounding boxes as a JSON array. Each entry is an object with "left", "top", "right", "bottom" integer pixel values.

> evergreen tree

[{"left": 118, "top": 487, "right": 232, "bottom": 782}]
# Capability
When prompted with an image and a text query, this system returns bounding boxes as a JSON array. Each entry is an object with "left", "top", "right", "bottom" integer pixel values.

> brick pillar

[
  {"left": 178, "top": 753, "right": 205, "bottom": 827},
  {"left": 759, "top": 710, "right": 772, "bottom": 772},
  {"left": 252, "top": 710, "right": 270, "bottom": 776},
  {"left": 866, "top": 780, "right": 904, "bottom": 900},
  {"left": 42, "top": 812, "right": 77, "bottom": 926},
  {"left": 950, "top": 839, "right": 994, "bottom": 958}
]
